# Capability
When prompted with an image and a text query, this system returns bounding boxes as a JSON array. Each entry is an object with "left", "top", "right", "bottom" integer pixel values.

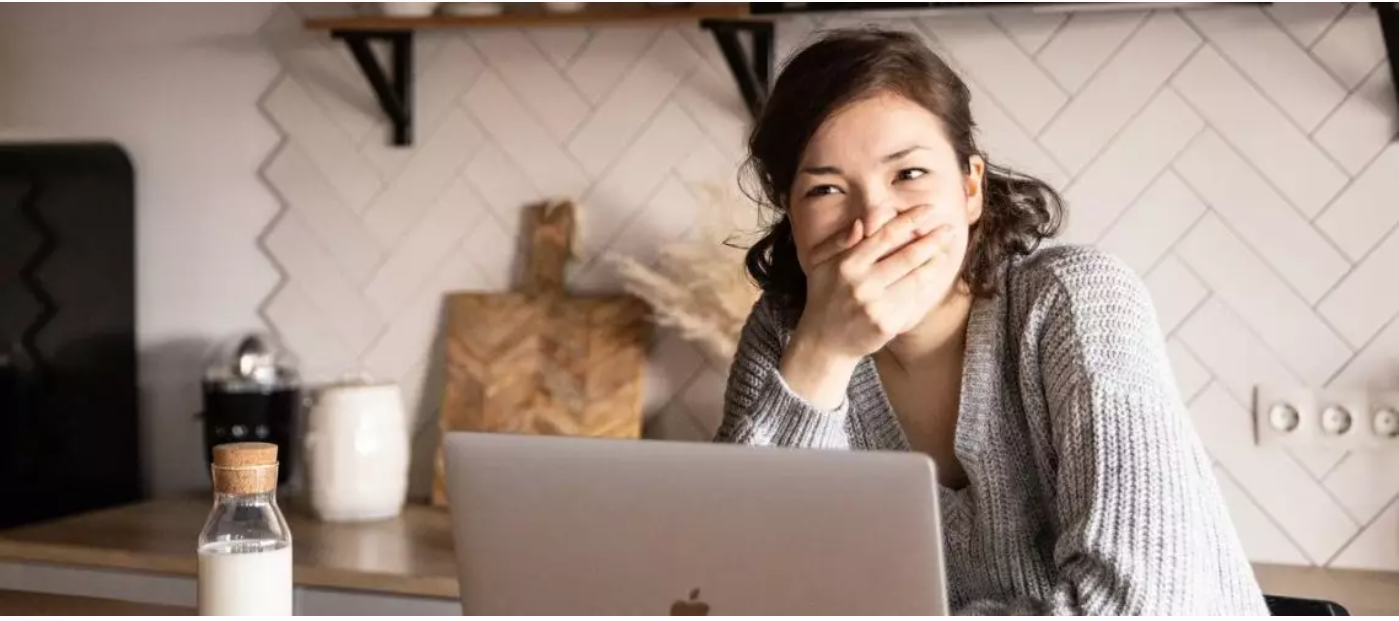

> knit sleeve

[
  {"left": 711, "top": 296, "right": 853, "bottom": 448},
  {"left": 962, "top": 252, "right": 1267, "bottom": 615}
]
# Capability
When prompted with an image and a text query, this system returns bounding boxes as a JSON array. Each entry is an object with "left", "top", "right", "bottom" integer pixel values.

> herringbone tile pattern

[{"left": 257, "top": 3, "right": 1399, "bottom": 569}]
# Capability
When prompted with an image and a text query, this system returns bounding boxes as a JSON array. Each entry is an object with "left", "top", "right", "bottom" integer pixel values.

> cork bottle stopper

[
  {"left": 213, "top": 442, "right": 278, "bottom": 468},
  {"left": 211, "top": 442, "right": 279, "bottom": 495}
]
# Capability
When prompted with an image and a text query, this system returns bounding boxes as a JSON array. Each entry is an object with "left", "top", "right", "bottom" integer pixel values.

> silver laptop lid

[{"left": 443, "top": 432, "right": 948, "bottom": 615}]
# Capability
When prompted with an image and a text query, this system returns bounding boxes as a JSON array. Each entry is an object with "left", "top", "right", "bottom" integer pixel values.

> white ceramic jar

[
  {"left": 380, "top": 2, "right": 439, "bottom": 17},
  {"left": 304, "top": 380, "right": 409, "bottom": 522}
]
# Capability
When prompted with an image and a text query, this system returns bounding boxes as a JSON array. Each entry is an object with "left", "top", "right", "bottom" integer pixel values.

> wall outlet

[{"left": 1253, "top": 386, "right": 1399, "bottom": 451}]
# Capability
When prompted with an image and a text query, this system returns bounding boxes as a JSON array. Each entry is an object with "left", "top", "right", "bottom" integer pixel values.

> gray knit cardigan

[{"left": 713, "top": 244, "right": 1269, "bottom": 615}]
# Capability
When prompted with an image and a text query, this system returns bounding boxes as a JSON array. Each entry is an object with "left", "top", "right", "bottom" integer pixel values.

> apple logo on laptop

[{"left": 670, "top": 588, "right": 709, "bottom": 615}]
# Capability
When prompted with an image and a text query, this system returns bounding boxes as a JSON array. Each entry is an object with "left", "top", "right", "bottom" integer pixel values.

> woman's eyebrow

[
  {"left": 883, "top": 145, "right": 929, "bottom": 162},
  {"left": 799, "top": 164, "right": 842, "bottom": 176}
]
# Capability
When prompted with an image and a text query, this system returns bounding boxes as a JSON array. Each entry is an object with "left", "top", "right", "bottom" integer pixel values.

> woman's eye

[
  {"left": 805, "top": 184, "right": 841, "bottom": 197},
  {"left": 896, "top": 168, "right": 929, "bottom": 182}
]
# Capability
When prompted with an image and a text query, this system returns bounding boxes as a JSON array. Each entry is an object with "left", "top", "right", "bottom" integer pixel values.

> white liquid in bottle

[
  {"left": 198, "top": 442, "right": 294, "bottom": 616},
  {"left": 198, "top": 544, "right": 293, "bottom": 615}
]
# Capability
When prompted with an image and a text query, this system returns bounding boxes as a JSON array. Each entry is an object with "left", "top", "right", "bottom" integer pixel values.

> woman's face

[{"left": 788, "top": 92, "right": 984, "bottom": 315}]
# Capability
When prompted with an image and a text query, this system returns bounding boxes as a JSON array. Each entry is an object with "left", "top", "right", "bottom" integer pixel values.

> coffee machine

[{"left": 199, "top": 333, "right": 302, "bottom": 484}]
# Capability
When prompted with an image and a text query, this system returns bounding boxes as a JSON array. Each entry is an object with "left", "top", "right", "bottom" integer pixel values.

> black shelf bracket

[
  {"left": 699, "top": 19, "right": 775, "bottom": 119},
  {"left": 1375, "top": 3, "right": 1399, "bottom": 139},
  {"left": 332, "top": 30, "right": 414, "bottom": 146}
]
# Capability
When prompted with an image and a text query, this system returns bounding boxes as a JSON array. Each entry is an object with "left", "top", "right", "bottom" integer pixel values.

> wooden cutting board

[{"left": 432, "top": 200, "right": 652, "bottom": 506}]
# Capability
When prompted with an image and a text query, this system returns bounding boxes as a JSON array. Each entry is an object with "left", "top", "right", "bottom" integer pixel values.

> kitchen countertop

[
  {"left": 0, "top": 497, "right": 458, "bottom": 599},
  {"left": 0, "top": 588, "right": 192, "bottom": 615},
  {"left": 1253, "top": 563, "right": 1399, "bottom": 616},
  {"left": 0, "top": 498, "right": 1396, "bottom": 613}
]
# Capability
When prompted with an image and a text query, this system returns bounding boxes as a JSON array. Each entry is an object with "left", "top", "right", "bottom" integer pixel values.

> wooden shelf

[{"left": 304, "top": 3, "right": 751, "bottom": 31}]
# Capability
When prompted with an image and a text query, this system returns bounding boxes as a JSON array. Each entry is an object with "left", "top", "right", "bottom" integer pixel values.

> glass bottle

[{"left": 197, "top": 442, "right": 294, "bottom": 616}]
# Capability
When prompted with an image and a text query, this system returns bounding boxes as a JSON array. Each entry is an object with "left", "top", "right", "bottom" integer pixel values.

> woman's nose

[{"left": 857, "top": 188, "right": 901, "bottom": 238}]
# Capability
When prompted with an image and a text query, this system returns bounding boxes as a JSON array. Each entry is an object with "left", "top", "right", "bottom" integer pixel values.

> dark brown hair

[{"left": 741, "top": 27, "right": 1063, "bottom": 320}]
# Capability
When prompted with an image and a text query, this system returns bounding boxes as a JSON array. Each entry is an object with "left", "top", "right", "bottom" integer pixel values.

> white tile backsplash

[
  {"left": 1184, "top": 6, "right": 1346, "bottom": 131},
  {"left": 1328, "top": 501, "right": 1399, "bottom": 572},
  {"left": 1097, "top": 171, "right": 1207, "bottom": 274},
  {"left": 527, "top": 27, "right": 591, "bottom": 70},
  {"left": 992, "top": 11, "right": 1066, "bottom": 56},
  {"left": 642, "top": 330, "right": 707, "bottom": 418},
  {"left": 361, "top": 109, "right": 484, "bottom": 249},
  {"left": 363, "top": 174, "right": 483, "bottom": 320},
  {"left": 677, "top": 365, "right": 729, "bottom": 437},
  {"left": 463, "top": 141, "right": 539, "bottom": 240},
  {"left": 566, "top": 27, "right": 659, "bottom": 105},
  {"left": 263, "top": 144, "right": 384, "bottom": 285},
  {"left": 579, "top": 102, "right": 705, "bottom": 260},
  {"left": 1266, "top": 2, "right": 1346, "bottom": 48},
  {"left": 1317, "top": 144, "right": 1399, "bottom": 262},
  {"left": 1038, "top": 10, "right": 1200, "bottom": 175},
  {"left": 1319, "top": 228, "right": 1399, "bottom": 349},
  {"left": 461, "top": 70, "right": 590, "bottom": 198},
  {"left": 1165, "top": 337, "right": 1211, "bottom": 404},
  {"left": 263, "top": 282, "right": 358, "bottom": 379},
  {"left": 1327, "top": 313, "right": 1399, "bottom": 391},
  {"left": 645, "top": 400, "right": 711, "bottom": 443},
  {"left": 1060, "top": 88, "right": 1202, "bottom": 244},
  {"left": 672, "top": 60, "right": 749, "bottom": 155},
  {"left": 471, "top": 29, "right": 591, "bottom": 142},
  {"left": 1036, "top": 10, "right": 1145, "bottom": 94},
  {"left": 1289, "top": 447, "right": 1350, "bottom": 484},
  {"left": 1172, "top": 130, "right": 1349, "bottom": 304},
  {"left": 1179, "top": 297, "right": 1302, "bottom": 407},
  {"left": 1214, "top": 465, "right": 1313, "bottom": 565},
  {"left": 1314, "top": 63, "right": 1398, "bottom": 175},
  {"left": 263, "top": 75, "right": 383, "bottom": 213},
  {"left": 918, "top": 13, "right": 1067, "bottom": 134},
  {"left": 243, "top": 3, "right": 1399, "bottom": 570},
  {"left": 567, "top": 30, "right": 700, "bottom": 179},
  {"left": 1325, "top": 452, "right": 1399, "bottom": 526},
  {"left": 1177, "top": 216, "right": 1352, "bottom": 385},
  {"left": 1172, "top": 47, "right": 1349, "bottom": 216},
  {"left": 459, "top": 213, "right": 517, "bottom": 291},
  {"left": 263, "top": 212, "right": 383, "bottom": 355},
  {"left": 1311, "top": 4, "right": 1389, "bottom": 89},
  {"left": 1145, "top": 254, "right": 1208, "bottom": 336},
  {"left": 965, "top": 79, "right": 1071, "bottom": 189}
]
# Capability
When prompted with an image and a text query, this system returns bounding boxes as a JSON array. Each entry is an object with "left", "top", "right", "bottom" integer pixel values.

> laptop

[{"left": 441, "top": 431, "right": 949, "bottom": 615}]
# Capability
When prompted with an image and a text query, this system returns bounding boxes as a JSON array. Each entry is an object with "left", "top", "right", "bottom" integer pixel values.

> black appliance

[
  {"left": 0, "top": 142, "right": 142, "bottom": 529},
  {"left": 198, "top": 333, "right": 302, "bottom": 484}
]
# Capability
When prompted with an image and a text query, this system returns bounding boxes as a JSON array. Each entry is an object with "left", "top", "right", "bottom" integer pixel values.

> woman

[{"left": 714, "top": 27, "right": 1268, "bottom": 616}]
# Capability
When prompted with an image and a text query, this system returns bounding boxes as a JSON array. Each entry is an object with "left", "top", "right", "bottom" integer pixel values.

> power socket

[{"left": 1253, "top": 386, "right": 1399, "bottom": 451}]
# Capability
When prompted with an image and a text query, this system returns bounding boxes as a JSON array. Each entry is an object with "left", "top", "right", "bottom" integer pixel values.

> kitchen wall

[
  {"left": 4, "top": 2, "right": 1398, "bottom": 570},
  {"left": 0, "top": 2, "right": 283, "bottom": 496}
]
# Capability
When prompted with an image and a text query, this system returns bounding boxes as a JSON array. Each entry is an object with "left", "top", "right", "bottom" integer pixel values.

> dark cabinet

[{"left": 0, "top": 142, "right": 142, "bottom": 529}]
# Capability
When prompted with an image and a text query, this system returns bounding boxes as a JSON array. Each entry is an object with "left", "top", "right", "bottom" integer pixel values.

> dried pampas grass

[{"left": 605, "top": 183, "right": 763, "bottom": 366}]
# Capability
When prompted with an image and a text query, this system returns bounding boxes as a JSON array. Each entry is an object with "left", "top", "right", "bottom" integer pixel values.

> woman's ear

[{"left": 965, "top": 154, "right": 986, "bottom": 225}]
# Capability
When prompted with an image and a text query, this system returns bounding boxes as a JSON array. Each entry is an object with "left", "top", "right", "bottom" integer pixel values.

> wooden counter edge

[
  {"left": 0, "top": 589, "right": 192, "bottom": 616},
  {"left": 0, "top": 540, "right": 459, "bottom": 600},
  {"left": 1253, "top": 563, "right": 1399, "bottom": 615}
]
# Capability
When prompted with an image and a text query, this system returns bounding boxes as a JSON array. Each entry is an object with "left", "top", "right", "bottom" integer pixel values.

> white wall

[
  {"left": 3, "top": 2, "right": 1398, "bottom": 571},
  {"left": 0, "top": 2, "right": 283, "bottom": 495}
]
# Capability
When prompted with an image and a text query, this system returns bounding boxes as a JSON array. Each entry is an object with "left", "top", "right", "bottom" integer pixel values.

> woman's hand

[{"left": 779, "top": 205, "right": 955, "bottom": 408}]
